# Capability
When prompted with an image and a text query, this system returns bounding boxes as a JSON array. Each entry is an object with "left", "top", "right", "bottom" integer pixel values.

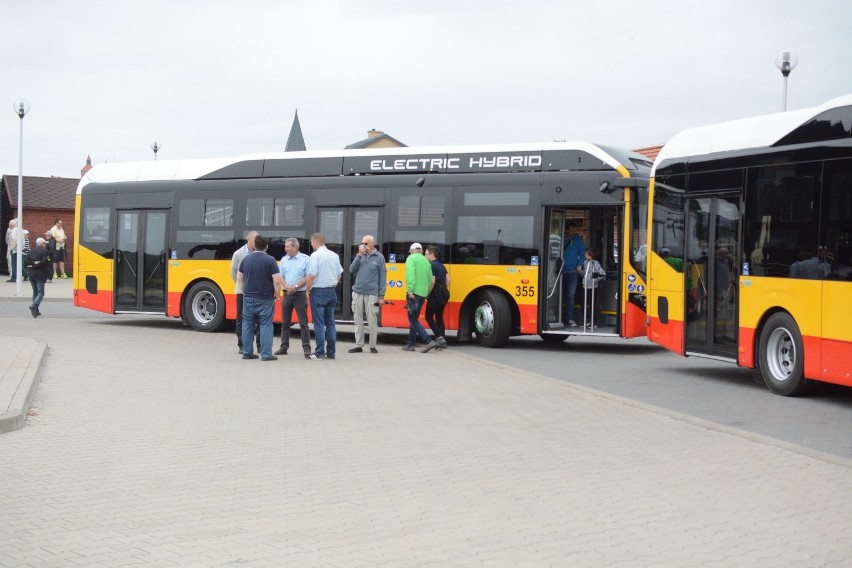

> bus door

[
  {"left": 317, "top": 207, "right": 383, "bottom": 321},
  {"left": 542, "top": 208, "right": 568, "bottom": 330},
  {"left": 684, "top": 195, "right": 740, "bottom": 359},
  {"left": 541, "top": 207, "right": 621, "bottom": 335},
  {"left": 114, "top": 209, "right": 168, "bottom": 313}
]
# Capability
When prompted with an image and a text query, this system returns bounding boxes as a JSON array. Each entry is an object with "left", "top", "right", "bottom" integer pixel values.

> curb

[{"left": 0, "top": 339, "right": 47, "bottom": 434}]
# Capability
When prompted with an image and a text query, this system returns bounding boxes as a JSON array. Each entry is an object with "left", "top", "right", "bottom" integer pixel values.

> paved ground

[{"left": 2, "top": 278, "right": 851, "bottom": 566}]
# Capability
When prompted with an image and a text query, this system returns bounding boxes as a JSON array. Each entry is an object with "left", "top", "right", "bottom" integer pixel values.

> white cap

[
  {"left": 36, "top": 237, "right": 46, "bottom": 245},
  {"left": 23, "top": 229, "right": 29, "bottom": 234},
  {"left": 409, "top": 242, "right": 422, "bottom": 251}
]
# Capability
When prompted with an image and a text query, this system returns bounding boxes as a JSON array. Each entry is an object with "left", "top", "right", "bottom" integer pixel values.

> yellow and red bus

[
  {"left": 73, "top": 142, "right": 650, "bottom": 347},
  {"left": 646, "top": 95, "right": 852, "bottom": 394}
]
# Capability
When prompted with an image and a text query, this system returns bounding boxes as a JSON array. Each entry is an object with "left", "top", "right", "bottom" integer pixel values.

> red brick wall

[{"left": 19, "top": 208, "right": 76, "bottom": 275}]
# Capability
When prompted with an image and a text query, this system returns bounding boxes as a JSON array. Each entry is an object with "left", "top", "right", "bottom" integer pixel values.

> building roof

[
  {"left": 3, "top": 175, "right": 78, "bottom": 210},
  {"left": 284, "top": 110, "right": 306, "bottom": 152},
  {"left": 345, "top": 131, "right": 407, "bottom": 149},
  {"left": 632, "top": 144, "right": 663, "bottom": 161}
]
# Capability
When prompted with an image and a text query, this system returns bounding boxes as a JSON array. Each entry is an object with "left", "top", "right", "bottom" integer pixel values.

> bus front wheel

[
  {"left": 757, "top": 312, "right": 811, "bottom": 396},
  {"left": 184, "top": 281, "right": 226, "bottom": 332},
  {"left": 473, "top": 290, "right": 511, "bottom": 348}
]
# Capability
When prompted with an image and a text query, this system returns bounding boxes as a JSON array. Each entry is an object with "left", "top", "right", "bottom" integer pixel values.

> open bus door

[{"left": 540, "top": 207, "right": 623, "bottom": 340}]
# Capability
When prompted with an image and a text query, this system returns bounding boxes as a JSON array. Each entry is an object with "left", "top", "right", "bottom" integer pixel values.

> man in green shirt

[{"left": 403, "top": 242, "right": 435, "bottom": 351}]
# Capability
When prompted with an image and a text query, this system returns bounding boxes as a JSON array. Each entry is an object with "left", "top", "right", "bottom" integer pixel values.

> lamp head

[
  {"left": 12, "top": 100, "right": 30, "bottom": 118},
  {"left": 774, "top": 49, "right": 798, "bottom": 77}
]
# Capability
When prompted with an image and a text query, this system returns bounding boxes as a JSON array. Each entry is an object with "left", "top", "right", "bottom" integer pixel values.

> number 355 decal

[{"left": 515, "top": 286, "right": 535, "bottom": 297}]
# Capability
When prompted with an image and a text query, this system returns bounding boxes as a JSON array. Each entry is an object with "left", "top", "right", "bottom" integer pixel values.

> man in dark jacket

[
  {"left": 26, "top": 238, "right": 51, "bottom": 317},
  {"left": 43, "top": 231, "right": 57, "bottom": 282}
]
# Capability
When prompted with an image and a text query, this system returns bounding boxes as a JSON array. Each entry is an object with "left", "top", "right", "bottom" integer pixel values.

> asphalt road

[{"left": 450, "top": 335, "right": 852, "bottom": 461}]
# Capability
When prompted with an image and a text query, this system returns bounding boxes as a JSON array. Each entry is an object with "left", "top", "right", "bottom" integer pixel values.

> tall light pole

[
  {"left": 13, "top": 100, "right": 30, "bottom": 297},
  {"left": 775, "top": 49, "right": 798, "bottom": 112},
  {"left": 150, "top": 141, "right": 161, "bottom": 160}
]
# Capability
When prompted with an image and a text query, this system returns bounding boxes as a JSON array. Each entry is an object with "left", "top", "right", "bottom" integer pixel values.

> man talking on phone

[{"left": 348, "top": 235, "right": 386, "bottom": 354}]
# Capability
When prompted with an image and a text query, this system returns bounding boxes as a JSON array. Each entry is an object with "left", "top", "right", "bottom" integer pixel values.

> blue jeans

[
  {"left": 563, "top": 269, "right": 579, "bottom": 323},
  {"left": 242, "top": 296, "right": 275, "bottom": 359},
  {"left": 30, "top": 277, "right": 45, "bottom": 309},
  {"left": 406, "top": 295, "right": 430, "bottom": 346},
  {"left": 310, "top": 287, "right": 337, "bottom": 357}
]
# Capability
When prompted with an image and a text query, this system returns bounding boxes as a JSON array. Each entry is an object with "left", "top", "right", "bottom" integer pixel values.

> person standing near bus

[
  {"left": 421, "top": 245, "right": 450, "bottom": 352},
  {"left": 43, "top": 231, "right": 57, "bottom": 283},
  {"left": 349, "top": 234, "right": 386, "bottom": 354},
  {"left": 49, "top": 219, "right": 68, "bottom": 279},
  {"left": 581, "top": 248, "right": 606, "bottom": 329},
  {"left": 305, "top": 232, "right": 343, "bottom": 360},
  {"left": 402, "top": 242, "right": 434, "bottom": 352},
  {"left": 237, "top": 234, "right": 283, "bottom": 361},
  {"left": 562, "top": 220, "right": 585, "bottom": 327},
  {"left": 26, "top": 237, "right": 51, "bottom": 318},
  {"left": 7, "top": 219, "right": 20, "bottom": 282},
  {"left": 231, "top": 231, "right": 259, "bottom": 354},
  {"left": 5, "top": 218, "right": 16, "bottom": 279},
  {"left": 276, "top": 237, "right": 313, "bottom": 358}
]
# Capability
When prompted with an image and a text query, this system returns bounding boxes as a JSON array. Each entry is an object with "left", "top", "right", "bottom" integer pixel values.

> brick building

[{"left": 1, "top": 161, "right": 84, "bottom": 275}]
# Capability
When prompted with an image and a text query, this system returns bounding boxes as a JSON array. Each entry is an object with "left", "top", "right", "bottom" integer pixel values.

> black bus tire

[
  {"left": 757, "top": 312, "right": 811, "bottom": 396},
  {"left": 184, "top": 281, "right": 226, "bottom": 332},
  {"left": 473, "top": 290, "right": 511, "bottom": 348}
]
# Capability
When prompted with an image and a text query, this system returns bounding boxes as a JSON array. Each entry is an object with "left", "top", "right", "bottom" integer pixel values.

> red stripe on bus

[
  {"left": 648, "top": 316, "right": 685, "bottom": 356},
  {"left": 74, "top": 287, "right": 113, "bottom": 313},
  {"left": 820, "top": 339, "right": 852, "bottom": 387}
]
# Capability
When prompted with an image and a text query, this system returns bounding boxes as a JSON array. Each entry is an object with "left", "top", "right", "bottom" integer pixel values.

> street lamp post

[
  {"left": 775, "top": 49, "right": 798, "bottom": 112},
  {"left": 13, "top": 100, "right": 30, "bottom": 297},
  {"left": 150, "top": 141, "right": 161, "bottom": 160}
]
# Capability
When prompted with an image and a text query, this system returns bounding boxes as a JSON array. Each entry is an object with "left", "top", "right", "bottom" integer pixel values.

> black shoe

[
  {"left": 348, "top": 347, "right": 363, "bottom": 353},
  {"left": 242, "top": 354, "right": 259, "bottom": 360},
  {"left": 35, "top": 309, "right": 41, "bottom": 317},
  {"left": 6, "top": 279, "right": 14, "bottom": 282},
  {"left": 261, "top": 355, "right": 278, "bottom": 361},
  {"left": 275, "top": 347, "right": 288, "bottom": 355},
  {"left": 401, "top": 345, "right": 415, "bottom": 351},
  {"left": 23, "top": 277, "right": 28, "bottom": 281},
  {"left": 326, "top": 354, "right": 335, "bottom": 360},
  {"left": 29, "top": 306, "right": 37, "bottom": 318},
  {"left": 370, "top": 347, "right": 379, "bottom": 354}
]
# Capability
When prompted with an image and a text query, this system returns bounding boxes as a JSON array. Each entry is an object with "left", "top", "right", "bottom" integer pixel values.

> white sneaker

[{"left": 568, "top": 320, "right": 578, "bottom": 327}]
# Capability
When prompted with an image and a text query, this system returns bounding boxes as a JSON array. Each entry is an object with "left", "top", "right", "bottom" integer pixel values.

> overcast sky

[{"left": 3, "top": 0, "right": 851, "bottom": 178}]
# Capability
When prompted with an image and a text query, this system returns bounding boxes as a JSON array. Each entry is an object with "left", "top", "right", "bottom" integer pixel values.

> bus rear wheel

[
  {"left": 184, "top": 281, "right": 226, "bottom": 332},
  {"left": 757, "top": 312, "right": 811, "bottom": 396},
  {"left": 473, "top": 290, "right": 511, "bottom": 348}
]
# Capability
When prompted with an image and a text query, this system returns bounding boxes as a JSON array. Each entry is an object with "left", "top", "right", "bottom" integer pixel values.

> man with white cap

[
  {"left": 26, "top": 237, "right": 51, "bottom": 317},
  {"left": 402, "top": 242, "right": 434, "bottom": 351}
]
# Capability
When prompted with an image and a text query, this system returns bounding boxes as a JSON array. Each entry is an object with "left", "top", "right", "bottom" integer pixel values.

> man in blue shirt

[
  {"left": 276, "top": 237, "right": 313, "bottom": 358},
  {"left": 305, "top": 232, "right": 343, "bottom": 360},
  {"left": 562, "top": 220, "right": 585, "bottom": 327},
  {"left": 237, "top": 234, "right": 284, "bottom": 361}
]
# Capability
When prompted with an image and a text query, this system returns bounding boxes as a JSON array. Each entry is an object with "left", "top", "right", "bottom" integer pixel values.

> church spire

[{"left": 285, "top": 110, "right": 306, "bottom": 152}]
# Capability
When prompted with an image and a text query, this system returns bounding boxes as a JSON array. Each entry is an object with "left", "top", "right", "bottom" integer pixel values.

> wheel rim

[
  {"left": 474, "top": 302, "right": 495, "bottom": 336},
  {"left": 191, "top": 290, "right": 218, "bottom": 325},
  {"left": 765, "top": 327, "right": 796, "bottom": 382}
]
